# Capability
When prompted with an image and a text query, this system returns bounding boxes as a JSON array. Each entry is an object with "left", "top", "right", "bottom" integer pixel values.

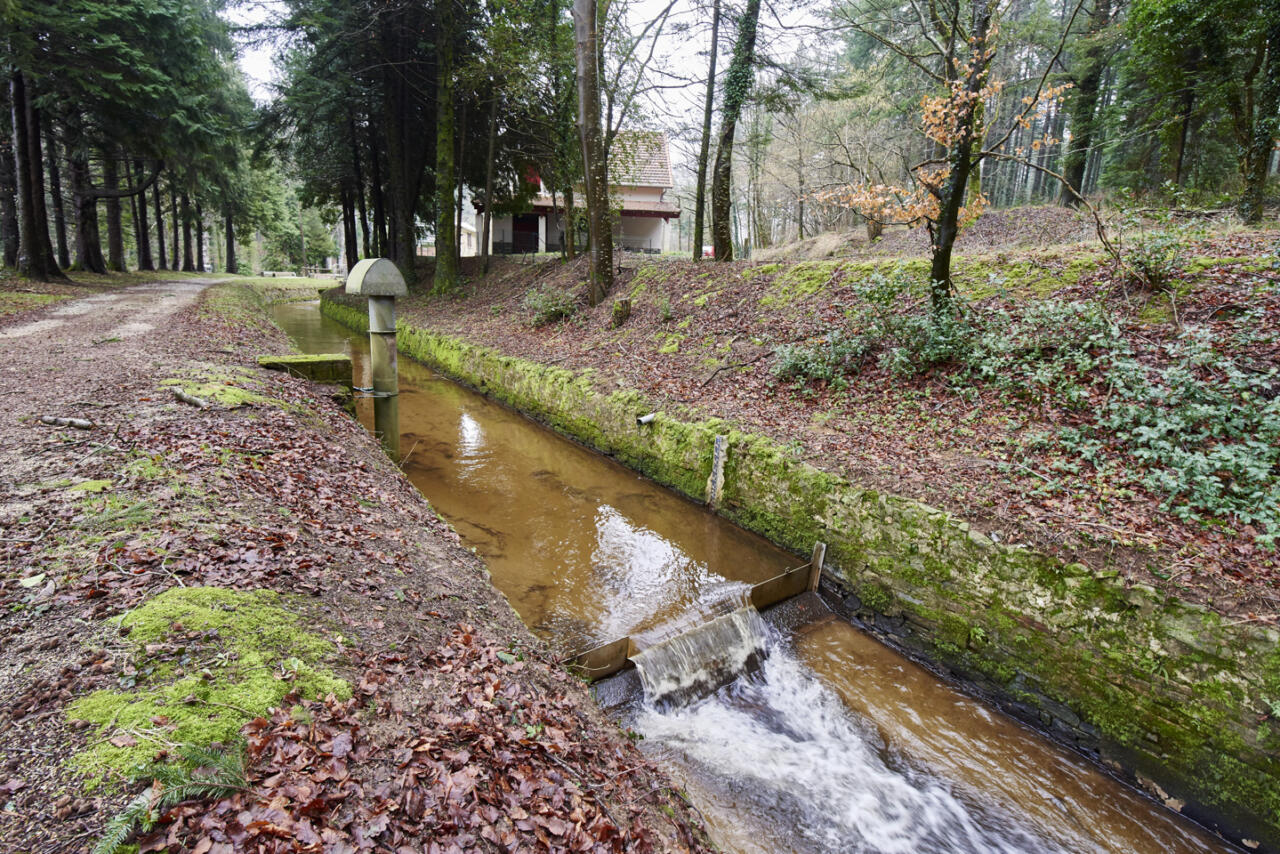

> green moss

[
  {"left": 67, "top": 587, "right": 348, "bottom": 788},
  {"left": 656, "top": 332, "right": 682, "bottom": 354},
  {"left": 1137, "top": 296, "right": 1175, "bottom": 324},
  {"left": 167, "top": 380, "right": 276, "bottom": 408},
  {"left": 319, "top": 288, "right": 1280, "bottom": 843},
  {"left": 742, "top": 263, "right": 783, "bottom": 279},
  {"left": 158, "top": 362, "right": 285, "bottom": 409},
  {"left": 857, "top": 581, "right": 893, "bottom": 614},
  {"left": 956, "top": 253, "right": 1102, "bottom": 300},
  {"left": 69, "top": 479, "right": 112, "bottom": 493},
  {"left": 760, "top": 261, "right": 845, "bottom": 305},
  {"left": 0, "top": 291, "right": 67, "bottom": 318},
  {"left": 124, "top": 455, "right": 171, "bottom": 481}
]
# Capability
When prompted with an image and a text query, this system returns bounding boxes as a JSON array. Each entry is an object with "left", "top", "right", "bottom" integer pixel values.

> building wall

[
  {"left": 479, "top": 209, "right": 668, "bottom": 255},
  {"left": 615, "top": 216, "right": 664, "bottom": 253}
]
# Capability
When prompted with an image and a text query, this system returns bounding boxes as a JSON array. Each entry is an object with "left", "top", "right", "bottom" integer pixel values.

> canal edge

[{"left": 320, "top": 285, "right": 1280, "bottom": 852}]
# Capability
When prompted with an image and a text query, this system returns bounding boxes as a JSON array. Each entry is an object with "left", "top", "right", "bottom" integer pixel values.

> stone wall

[{"left": 321, "top": 290, "right": 1280, "bottom": 850}]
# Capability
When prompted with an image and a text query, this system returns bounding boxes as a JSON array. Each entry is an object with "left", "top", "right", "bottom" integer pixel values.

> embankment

[
  {"left": 0, "top": 279, "right": 710, "bottom": 853},
  {"left": 325, "top": 286, "right": 1280, "bottom": 850}
]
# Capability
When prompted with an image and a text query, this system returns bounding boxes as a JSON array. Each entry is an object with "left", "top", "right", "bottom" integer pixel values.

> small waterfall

[{"left": 631, "top": 603, "right": 769, "bottom": 709}]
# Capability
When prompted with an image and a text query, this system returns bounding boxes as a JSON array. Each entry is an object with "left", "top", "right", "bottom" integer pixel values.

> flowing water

[{"left": 272, "top": 300, "right": 1234, "bottom": 854}]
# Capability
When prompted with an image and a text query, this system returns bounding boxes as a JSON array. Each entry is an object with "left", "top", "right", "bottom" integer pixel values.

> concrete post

[
  {"left": 346, "top": 258, "right": 407, "bottom": 458},
  {"left": 368, "top": 295, "right": 400, "bottom": 457}
]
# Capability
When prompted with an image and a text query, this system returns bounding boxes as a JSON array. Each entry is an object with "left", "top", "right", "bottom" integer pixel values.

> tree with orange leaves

[{"left": 823, "top": 0, "right": 1084, "bottom": 315}]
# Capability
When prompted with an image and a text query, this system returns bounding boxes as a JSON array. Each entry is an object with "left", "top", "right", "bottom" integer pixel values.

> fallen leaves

[{"left": 143, "top": 625, "right": 701, "bottom": 853}]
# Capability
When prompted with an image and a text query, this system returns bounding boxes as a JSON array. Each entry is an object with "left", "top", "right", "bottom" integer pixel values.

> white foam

[{"left": 636, "top": 647, "right": 1061, "bottom": 853}]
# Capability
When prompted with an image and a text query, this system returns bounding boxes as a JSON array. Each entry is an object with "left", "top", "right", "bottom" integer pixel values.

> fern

[{"left": 92, "top": 742, "right": 249, "bottom": 854}]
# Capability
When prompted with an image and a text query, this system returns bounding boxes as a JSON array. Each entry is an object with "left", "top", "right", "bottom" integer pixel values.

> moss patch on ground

[
  {"left": 67, "top": 587, "right": 348, "bottom": 788},
  {"left": 69, "top": 479, "right": 112, "bottom": 493},
  {"left": 0, "top": 291, "right": 68, "bottom": 318}
]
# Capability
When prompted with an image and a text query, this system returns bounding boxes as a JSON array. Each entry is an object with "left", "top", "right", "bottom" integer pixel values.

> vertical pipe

[{"left": 368, "top": 294, "right": 400, "bottom": 458}]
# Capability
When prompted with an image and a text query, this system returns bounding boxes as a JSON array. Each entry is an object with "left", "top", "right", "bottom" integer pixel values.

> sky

[{"left": 225, "top": 0, "right": 827, "bottom": 179}]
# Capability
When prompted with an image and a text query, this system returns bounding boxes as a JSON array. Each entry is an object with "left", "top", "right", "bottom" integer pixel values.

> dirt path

[
  {"left": 0, "top": 278, "right": 708, "bottom": 853},
  {"left": 0, "top": 277, "right": 217, "bottom": 343}
]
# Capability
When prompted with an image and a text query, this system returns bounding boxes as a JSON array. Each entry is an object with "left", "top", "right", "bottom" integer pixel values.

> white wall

[{"left": 615, "top": 216, "right": 664, "bottom": 252}]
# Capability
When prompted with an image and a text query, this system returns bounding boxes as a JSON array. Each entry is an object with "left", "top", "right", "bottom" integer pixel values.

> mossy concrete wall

[
  {"left": 257, "top": 353, "right": 353, "bottom": 384},
  {"left": 321, "top": 290, "right": 1280, "bottom": 850}
]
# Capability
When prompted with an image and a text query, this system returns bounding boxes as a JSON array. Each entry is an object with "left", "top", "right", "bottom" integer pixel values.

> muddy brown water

[{"left": 273, "top": 301, "right": 1234, "bottom": 854}]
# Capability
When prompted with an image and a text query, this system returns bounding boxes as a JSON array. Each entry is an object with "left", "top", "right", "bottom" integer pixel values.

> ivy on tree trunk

[
  {"left": 433, "top": 0, "right": 461, "bottom": 294},
  {"left": 710, "top": 0, "right": 760, "bottom": 262}
]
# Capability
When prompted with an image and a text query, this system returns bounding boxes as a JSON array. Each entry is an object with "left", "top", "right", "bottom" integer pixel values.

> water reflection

[
  {"left": 271, "top": 301, "right": 1231, "bottom": 854},
  {"left": 268, "top": 300, "right": 793, "bottom": 653}
]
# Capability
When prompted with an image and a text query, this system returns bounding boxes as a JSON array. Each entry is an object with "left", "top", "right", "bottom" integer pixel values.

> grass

[{"left": 0, "top": 291, "right": 68, "bottom": 318}]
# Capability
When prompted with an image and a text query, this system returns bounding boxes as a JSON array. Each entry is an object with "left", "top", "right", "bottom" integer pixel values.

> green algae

[{"left": 67, "top": 588, "right": 348, "bottom": 788}]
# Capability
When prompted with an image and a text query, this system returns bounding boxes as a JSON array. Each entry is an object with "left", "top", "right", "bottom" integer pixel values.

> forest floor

[
  {"left": 0, "top": 274, "right": 709, "bottom": 853},
  {"left": 399, "top": 207, "right": 1280, "bottom": 621}
]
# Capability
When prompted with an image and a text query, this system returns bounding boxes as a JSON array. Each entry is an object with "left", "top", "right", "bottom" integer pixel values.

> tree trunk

[
  {"left": 169, "top": 178, "right": 180, "bottom": 270},
  {"left": 368, "top": 123, "right": 387, "bottom": 257},
  {"left": 928, "top": 1, "right": 994, "bottom": 314},
  {"left": 131, "top": 160, "right": 152, "bottom": 270},
  {"left": 104, "top": 154, "right": 125, "bottom": 271},
  {"left": 433, "top": 0, "right": 460, "bottom": 293},
  {"left": 1241, "top": 2, "right": 1280, "bottom": 223},
  {"left": 9, "top": 72, "right": 62, "bottom": 279},
  {"left": 196, "top": 202, "right": 205, "bottom": 272},
  {"left": 382, "top": 68, "right": 424, "bottom": 278},
  {"left": 180, "top": 192, "right": 194, "bottom": 271},
  {"left": 481, "top": 89, "right": 498, "bottom": 273},
  {"left": 564, "top": 186, "right": 576, "bottom": 260},
  {"left": 693, "top": 0, "right": 721, "bottom": 260},
  {"left": 456, "top": 101, "right": 466, "bottom": 261},
  {"left": 572, "top": 0, "right": 612, "bottom": 304},
  {"left": 1173, "top": 89, "right": 1194, "bottom": 187},
  {"left": 68, "top": 147, "right": 107, "bottom": 274},
  {"left": 224, "top": 210, "right": 237, "bottom": 274},
  {"left": 341, "top": 185, "right": 358, "bottom": 270},
  {"left": 46, "top": 130, "right": 70, "bottom": 269},
  {"left": 0, "top": 130, "right": 17, "bottom": 268},
  {"left": 1060, "top": 0, "right": 1112, "bottom": 206},
  {"left": 349, "top": 117, "right": 371, "bottom": 258},
  {"left": 710, "top": 0, "right": 762, "bottom": 262},
  {"left": 153, "top": 179, "right": 167, "bottom": 269}
]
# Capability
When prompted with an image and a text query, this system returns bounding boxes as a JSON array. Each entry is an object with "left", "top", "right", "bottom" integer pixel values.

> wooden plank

[
  {"left": 807, "top": 541, "right": 827, "bottom": 592},
  {"left": 564, "top": 540, "right": 829, "bottom": 681},
  {"left": 563, "top": 636, "right": 635, "bottom": 680},
  {"left": 749, "top": 563, "right": 810, "bottom": 611}
]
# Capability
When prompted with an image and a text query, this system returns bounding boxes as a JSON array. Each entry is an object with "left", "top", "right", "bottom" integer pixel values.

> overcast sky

[{"left": 226, "top": 0, "right": 827, "bottom": 179}]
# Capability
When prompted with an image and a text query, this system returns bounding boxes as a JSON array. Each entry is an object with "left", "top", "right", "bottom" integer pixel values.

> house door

[{"left": 512, "top": 214, "right": 539, "bottom": 253}]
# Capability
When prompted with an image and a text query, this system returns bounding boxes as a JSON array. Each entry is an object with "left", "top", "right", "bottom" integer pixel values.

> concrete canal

[{"left": 272, "top": 299, "right": 1233, "bottom": 854}]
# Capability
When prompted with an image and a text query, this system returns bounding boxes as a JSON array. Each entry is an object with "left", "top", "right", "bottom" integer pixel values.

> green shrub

[
  {"left": 770, "top": 262, "right": 1280, "bottom": 542},
  {"left": 773, "top": 330, "right": 870, "bottom": 383},
  {"left": 1118, "top": 199, "right": 1208, "bottom": 291},
  {"left": 521, "top": 286, "right": 577, "bottom": 326},
  {"left": 1091, "top": 328, "right": 1280, "bottom": 543}
]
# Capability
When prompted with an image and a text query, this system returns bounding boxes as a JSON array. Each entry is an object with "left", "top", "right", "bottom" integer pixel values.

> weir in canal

[{"left": 272, "top": 299, "right": 1234, "bottom": 854}]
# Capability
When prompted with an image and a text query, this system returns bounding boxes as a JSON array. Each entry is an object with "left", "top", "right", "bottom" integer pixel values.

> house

[
  {"left": 477, "top": 131, "right": 681, "bottom": 255},
  {"left": 416, "top": 221, "right": 478, "bottom": 257}
]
